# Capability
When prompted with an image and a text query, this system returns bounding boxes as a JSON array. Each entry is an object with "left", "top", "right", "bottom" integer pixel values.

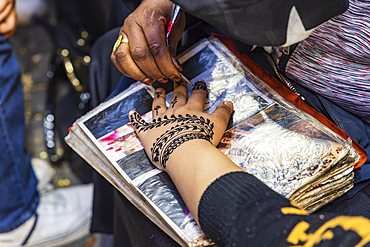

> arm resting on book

[
  {"left": 131, "top": 80, "right": 370, "bottom": 246},
  {"left": 199, "top": 171, "right": 370, "bottom": 246},
  {"left": 165, "top": 138, "right": 370, "bottom": 246}
]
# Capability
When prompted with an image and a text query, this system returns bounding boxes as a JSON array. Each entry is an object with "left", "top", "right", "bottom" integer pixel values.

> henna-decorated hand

[
  {"left": 111, "top": 0, "right": 185, "bottom": 85},
  {"left": 129, "top": 79, "right": 233, "bottom": 170}
]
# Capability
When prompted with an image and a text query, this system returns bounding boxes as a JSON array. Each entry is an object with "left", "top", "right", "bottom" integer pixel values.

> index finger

[
  {"left": 112, "top": 31, "right": 153, "bottom": 84},
  {"left": 187, "top": 79, "right": 208, "bottom": 111},
  {"left": 141, "top": 15, "right": 181, "bottom": 82},
  {"left": 123, "top": 15, "right": 168, "bottom": 82}
]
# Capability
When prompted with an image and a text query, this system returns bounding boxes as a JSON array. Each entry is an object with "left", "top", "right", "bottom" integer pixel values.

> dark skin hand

[
  {"left": 0, "top": 0, "right": 18, "bottom": 38},
  {"left": 111, "top": 0, "right": 186, "bottom": 85}
]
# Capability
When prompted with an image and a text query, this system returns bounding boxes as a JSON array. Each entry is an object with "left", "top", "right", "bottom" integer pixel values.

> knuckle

[
  {"left": 123, "top": 15, "right": 135, "bottom": 27},
  {"left": 115, "top": 49, "right": 130, "bottom": 62},
  {"left": 191, "top": 89, "right": 206, "bottom": 96},
  {"left": 110, "top": 53, "right": 116, "bottom": 63},
  {"left": 175, "top": 91, "right": 186, "bottom": 97},
  {"left": 142, "top": 9, "right": 154, "bottom": 20},
  {"left": 148, "top": 42, "right": 163, "bottom": 58},
  {"left": 131, "top": 46, "right": 148, "bottom": 62}
]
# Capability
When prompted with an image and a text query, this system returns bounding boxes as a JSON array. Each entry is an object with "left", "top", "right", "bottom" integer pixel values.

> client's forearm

[{"left": 165, "top": 139, "right": 244, "bottom": 223}]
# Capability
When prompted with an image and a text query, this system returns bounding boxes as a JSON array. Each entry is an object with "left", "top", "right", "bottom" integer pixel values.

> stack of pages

[{"left": 66, "top": 37, "right": 360, "bottom": 247}]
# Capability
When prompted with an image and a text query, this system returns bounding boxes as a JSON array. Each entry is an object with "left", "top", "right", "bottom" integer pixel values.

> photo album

[{"left": 66, "top": 36, "right": 361, "bottom": 247}]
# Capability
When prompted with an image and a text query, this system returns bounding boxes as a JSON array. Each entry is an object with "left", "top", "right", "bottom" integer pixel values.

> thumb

[
  {"left": 212, "top": 101, "right": 234, "bottom": 128},
  {"left": 129, "top": 111, "right": 148, "bottom": 133}
]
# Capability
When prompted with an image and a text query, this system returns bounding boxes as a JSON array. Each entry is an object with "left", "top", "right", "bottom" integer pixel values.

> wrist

[
  {"left": 164, "top": 139, "right": 244, "bottom": 222},
  {"left": 148, "top": 114, "right": 215, "bottom": 170}
]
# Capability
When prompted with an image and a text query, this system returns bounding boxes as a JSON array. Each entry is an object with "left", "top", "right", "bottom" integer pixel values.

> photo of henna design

[
  {"left": 170, "top": 96, "right": 178, "bottom": 108},
  {"left": 154, "top": 106, "right": 161, "bottom": 116}
]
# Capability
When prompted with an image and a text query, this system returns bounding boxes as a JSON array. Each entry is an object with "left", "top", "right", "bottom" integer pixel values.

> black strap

[{"left": 22, "top": 214, "right": 38, "bottom": 246}]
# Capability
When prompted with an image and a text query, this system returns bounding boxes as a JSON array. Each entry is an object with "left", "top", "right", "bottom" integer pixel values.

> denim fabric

[{"left": 0, "top": 35, "right": 39, "bottom": 232}]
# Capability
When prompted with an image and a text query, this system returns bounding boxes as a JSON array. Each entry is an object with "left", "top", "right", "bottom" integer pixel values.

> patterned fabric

[{"left": 273, "top": 0, "right": 370, "bottom": 124}]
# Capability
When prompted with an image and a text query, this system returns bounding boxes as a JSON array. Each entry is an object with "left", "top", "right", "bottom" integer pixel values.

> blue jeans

[{"left": 0, "top": 35, "right": 39, "bottom": 233}]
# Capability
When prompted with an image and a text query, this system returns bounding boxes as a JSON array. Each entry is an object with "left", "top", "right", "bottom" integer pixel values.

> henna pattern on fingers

[
  {"left": 170, "top": 96, "right": 178, "bottom": 108},
  {"left": 130, "top": 112, "right": 149, "bottom": 130},
  {"left": 155, "top": 92, "right": 162, "bottom": 99},
  {"left": 192, "top": 80, "right": 208, "bottom": 92},
  {"left": 154, "top": 106, "right": 161, "bottom": 116}
]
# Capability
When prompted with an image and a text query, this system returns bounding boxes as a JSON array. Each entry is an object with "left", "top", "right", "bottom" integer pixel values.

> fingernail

[
  {"left": 192, "top": 79, "right": 207, "bottom": 92},
  {"left": 157, "top": 78, "right": 168, "bottom": 83},
  {"left": 143, "top": 78, "right": 153, "bottom": 85},
  {"left": 170, "top": 75, "right": 180, "bottom": 82},
  {"left": 172, "top": 57, "right": 183, "bottom": 71},
  {"left": 224, "top": 101, "right": 233, "bottom": 110},
  {"left": 155, "top": 88, "right": 165, "bottom": 95},
  {"left": 129, "top": 110, "right": 136, "bottom": 116}
]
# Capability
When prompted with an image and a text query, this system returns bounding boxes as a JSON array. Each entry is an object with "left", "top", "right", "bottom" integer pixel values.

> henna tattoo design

[
  {"left": 151, "top": 115, "right": 214, "bottom": 169},
  {"left": 170, "top": 96, "right": 178, "bottom": 108},
  {"left": 155, "top": 92, "right": 162, "bottom": 99},
  {"left": 130, "top": 112, "right": 149, "bottom": 130},
  {"left": 154, "top": 105, "right": 161, "bottom": 116},
  {"left": 130, "top": 112, "right": 214, "bottom": 169},
  {"left": 131, "top": 112, "right": 214, "bottom": 133},
  {"left": 192, "top": 80, "right": 208, "bottom": 92}
]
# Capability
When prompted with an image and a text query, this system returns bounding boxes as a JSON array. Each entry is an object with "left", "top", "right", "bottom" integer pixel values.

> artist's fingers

[
  {"left": 212, "top": 101, "right": 234, "bottom": 128},
  {"left": 141, "top": 14, "right": 181, "bottom": 82},
  {"left": 152, "top": 88, "right": 167, "bottom": 117},
  {"left": 111, "top": 30, "right": 154, "bottom": 85},
  {"left": 169, "top": 82, "right": 187, "bottom": 109},
  {"left": 187, "top": 79, "right": 208, "bottom": 111},
  {"left": 123, "top": 15, "right": 168, "bottom": 82},
  {"left": 129, "top": 111, "right": 148, "bottom": 133}
]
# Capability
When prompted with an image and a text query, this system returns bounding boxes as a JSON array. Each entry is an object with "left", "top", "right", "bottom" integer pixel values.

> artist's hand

[
  {"left": 0, "top": 0, "right": 17, "bottom": 38},
  {"left": 111, "top": 0, "right": 185, "bottom": 85},
  {"left": 129, "top": 79, "right": 233, "bottom": 170}
]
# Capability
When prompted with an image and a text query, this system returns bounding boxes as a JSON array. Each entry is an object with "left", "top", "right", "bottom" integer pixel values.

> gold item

[{"left": 113, "top": 34, "right": 129, "bottom": 52}]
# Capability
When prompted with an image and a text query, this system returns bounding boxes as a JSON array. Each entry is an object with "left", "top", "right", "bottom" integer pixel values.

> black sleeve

[
  {"left": 120, "top": 0, "right": 141, "bottom": 11},
  {"left": 198, "top": 172, "right": 370, "bottom": 247},
  {"left": 171, "top": 0, "right": 348, "bottom": 46}
]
